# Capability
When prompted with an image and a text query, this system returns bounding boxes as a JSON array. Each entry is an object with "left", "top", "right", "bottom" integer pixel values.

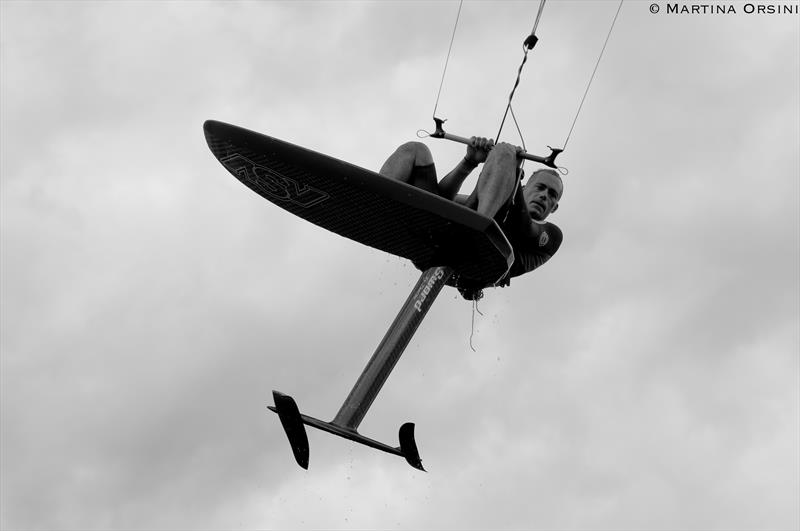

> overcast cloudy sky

[{"left": 1, "top": 1, "right": 798, "bottom": 530}]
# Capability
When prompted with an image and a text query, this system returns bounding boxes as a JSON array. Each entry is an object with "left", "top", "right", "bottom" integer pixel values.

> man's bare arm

[
  {"left": 438, "top": 158, "right": 478, "bottom": 200},
  {"left": 437, "top": 137, "right": 493, "bottom": 200}
]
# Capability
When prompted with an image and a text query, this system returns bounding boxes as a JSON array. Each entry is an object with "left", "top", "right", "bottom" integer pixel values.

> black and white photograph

[{"left": 1, "top": 1, "right": 798, "bottom": 529}]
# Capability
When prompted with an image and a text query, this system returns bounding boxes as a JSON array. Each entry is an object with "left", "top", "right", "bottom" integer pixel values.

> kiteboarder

[{"left": 379, "top": 139, "right": 563, "bottom": 297}]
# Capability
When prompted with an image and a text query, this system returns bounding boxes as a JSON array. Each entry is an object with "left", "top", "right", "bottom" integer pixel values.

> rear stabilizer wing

[{"left": 268, "top": 391, "right": 425, "bottom": 471}]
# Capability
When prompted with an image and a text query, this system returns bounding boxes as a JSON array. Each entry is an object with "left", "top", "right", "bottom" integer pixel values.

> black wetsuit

[
  {"left": 495, "top": 183, "right": 562, "bottom": 287},
  {"left": 408, "top": 163, "right": 562, "bottom": 296}
]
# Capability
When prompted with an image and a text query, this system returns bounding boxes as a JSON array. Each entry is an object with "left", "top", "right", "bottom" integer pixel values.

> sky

[{"left": 1, "top": 1, "right": 798, "bottom": 530}]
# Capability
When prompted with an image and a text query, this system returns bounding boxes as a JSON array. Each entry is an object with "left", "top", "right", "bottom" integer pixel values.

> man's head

[{"left": 522, "top": 168, "right": 563, "bottom": 221}]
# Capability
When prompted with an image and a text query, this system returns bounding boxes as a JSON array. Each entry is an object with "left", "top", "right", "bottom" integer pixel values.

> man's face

[{"left": 522, "top": 170, "right": 563, "bottom": 221}]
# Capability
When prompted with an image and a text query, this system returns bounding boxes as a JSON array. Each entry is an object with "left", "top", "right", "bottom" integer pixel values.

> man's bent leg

[
  {"left": 379, "top": 142, "right": 438, "bottom": 194},
  {"left": 474, "top": 144, "right": 519, "bottom": 218}
]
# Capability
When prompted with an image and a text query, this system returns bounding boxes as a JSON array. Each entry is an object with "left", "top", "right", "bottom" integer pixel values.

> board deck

[{"left": 203, "top": 120, "right": 513, "bottom": 288}]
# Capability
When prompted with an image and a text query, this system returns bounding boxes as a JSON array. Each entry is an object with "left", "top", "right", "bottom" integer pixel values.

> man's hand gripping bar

[{"left": 431, "top": 118, "right": 563, "bottom": 169}]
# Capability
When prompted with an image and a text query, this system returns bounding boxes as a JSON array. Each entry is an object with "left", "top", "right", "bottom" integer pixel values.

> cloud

[{"left": 2, "top": 1, "right": 798, "bottom": 530}]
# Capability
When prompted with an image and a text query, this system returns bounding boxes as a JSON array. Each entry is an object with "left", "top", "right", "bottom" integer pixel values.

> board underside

[{"left": 204, "top": 120, "right": 513, "bottom": 289}]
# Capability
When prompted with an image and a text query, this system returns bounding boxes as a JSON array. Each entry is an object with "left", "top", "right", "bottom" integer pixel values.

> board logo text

[{"left": 221, "top": 153, "right": 330, "bottom": 208}]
